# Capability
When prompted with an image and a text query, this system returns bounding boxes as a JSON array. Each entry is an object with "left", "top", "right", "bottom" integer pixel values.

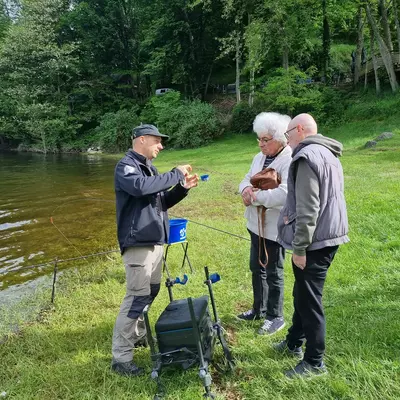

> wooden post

[{"left": 51, "top": 258, "right": 58, "bottom": 303}]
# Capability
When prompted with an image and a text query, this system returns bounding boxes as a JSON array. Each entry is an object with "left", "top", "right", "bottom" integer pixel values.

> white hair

[{"left": 253, "top": 112, "right": 291, "bottom": 145}]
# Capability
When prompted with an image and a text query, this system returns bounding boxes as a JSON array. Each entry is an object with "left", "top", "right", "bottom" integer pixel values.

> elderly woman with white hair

[{"left": 238, "top": 112, "right": 292, "bottom": 335}]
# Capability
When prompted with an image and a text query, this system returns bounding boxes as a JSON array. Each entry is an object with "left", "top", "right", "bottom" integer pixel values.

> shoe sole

[
  {"left": 258, "top": 322, "right": 286, "bottom": 336},
  {"left": 111, "top": 368, "right": 145, "bottom": 377},
  {"left": 285, "top": 369, "right": 328, "bottom": 379},
  {"left": 236, "top": 315, "right": 263, "bottom": 322},
  {"left": 273, "top": 345, "right": 303, "bottom": 359}
]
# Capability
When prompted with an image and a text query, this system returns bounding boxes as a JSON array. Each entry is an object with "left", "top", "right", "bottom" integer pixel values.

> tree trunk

[
  {"left": 393, "top": 0, "right": 400, "bottom": 62},
  {"left": 379, "top": 0, "right": 393, "bottom": 51},
  {"left": 282, "top": 45, "right": 289, "bottom": 70},
  {"left": 41, "top": 132, "right": 47, "bottom": 154},
  {"left": 235, "top": 35, "right": 241, "bottom": 103},
  {"left": 322, "top": 0, "right": 330, "bottom": 77},
  {"left": 249, "top": 68, "right": 254, "bottom": 107},
  {"left": 364, "top": 58, "right": 368, "bottom": 89},
  {"left": 365, "top": 4, "right": 398, "bottom": 92},
  {"left": 354, "top": 6, "right": 364, "bottom": 85},
  {"left": 203, "top": 62, "right": 213, "bottom": 101},
  {"left": 370, "top": 29, "right": 381, "bottom": 94}
]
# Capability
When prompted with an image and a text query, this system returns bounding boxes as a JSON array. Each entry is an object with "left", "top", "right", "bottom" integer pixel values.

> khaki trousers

[{"left": 112, "top": 245, "right": 163, "bottom": 363}]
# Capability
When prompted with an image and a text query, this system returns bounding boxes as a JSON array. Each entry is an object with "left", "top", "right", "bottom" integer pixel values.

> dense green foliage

[
  {"left": 0, "top": 0, "right": 399, "bottom": 151},
  {"left": 142, "top": 91, "right": 221, "bottom": 148}
]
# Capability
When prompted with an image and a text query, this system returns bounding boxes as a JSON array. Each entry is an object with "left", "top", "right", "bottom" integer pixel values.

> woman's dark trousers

[{"left": 249, "top": 229, "right": 285, "bottom": 319}]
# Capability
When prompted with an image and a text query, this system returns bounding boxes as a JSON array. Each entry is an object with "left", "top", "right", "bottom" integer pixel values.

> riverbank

[{"left": 1, "top": 118, "right": 399, "bottom": 399}]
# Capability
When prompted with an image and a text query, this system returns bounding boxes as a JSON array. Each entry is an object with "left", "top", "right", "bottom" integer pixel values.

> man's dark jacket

[{"left": 115, "top": 150, "right": 188, "bottom": 253}]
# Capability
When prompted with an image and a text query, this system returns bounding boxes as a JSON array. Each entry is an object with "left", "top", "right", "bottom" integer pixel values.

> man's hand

[
  {"left": 241, "top": 186, "right": 257, "bottom": 206},
  {"left": 176, "top": 164, "right": 193, "bottom": 177},
  {"left": 183, "top": 174, "right": 199, "bottom": 189},
  {"left": 292, "top": 254, "right": 306, "bottom": 270}
]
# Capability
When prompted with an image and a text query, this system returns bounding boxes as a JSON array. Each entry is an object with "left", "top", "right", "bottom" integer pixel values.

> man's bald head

[{"left": 286, "top": 113, "right": 318, "bottom": 149}]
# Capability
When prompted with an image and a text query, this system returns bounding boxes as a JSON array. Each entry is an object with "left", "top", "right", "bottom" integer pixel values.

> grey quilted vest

[{"left": 277, "top": 138, "right": 349, "bottom": 251}]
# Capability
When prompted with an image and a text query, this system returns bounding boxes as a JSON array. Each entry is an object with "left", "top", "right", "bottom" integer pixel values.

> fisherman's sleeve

[
  {"left": 164, "top": 183, "right": 189, "bottom": 209},
  {"left": 292, "top": 159, "right": 320, "bottom": 256},
  {"left": 116, "top": 161, "right": 185, "bottom": 196}
]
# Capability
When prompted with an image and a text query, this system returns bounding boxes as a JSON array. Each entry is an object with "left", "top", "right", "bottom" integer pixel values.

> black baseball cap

[{"left": 131, "top": 124, "right": 169, "bottom": 139}]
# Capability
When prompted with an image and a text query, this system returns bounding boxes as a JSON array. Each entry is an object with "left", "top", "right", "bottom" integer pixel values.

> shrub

[
  {"left": 230, "top": 102, "right": 260, "bottom": 134},
  {"left": 140, "top": 91, "right": 221, "bottom": 148},
  {"left": 255, "top": 67, "right": 324, "bottom": 117},
  {"left": 342, "top": 91, "right": 400, "bottom": 122},
  {"left": 94, "top": 106, "right": 140, "bottom": 152}
]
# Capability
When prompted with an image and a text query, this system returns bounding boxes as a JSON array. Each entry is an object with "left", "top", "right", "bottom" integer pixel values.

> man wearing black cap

[{"left": 111, "top": 124, "right": 199, "bottom": 376}]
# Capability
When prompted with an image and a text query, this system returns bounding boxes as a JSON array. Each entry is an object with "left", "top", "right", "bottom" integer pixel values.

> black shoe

[
  {"left": 111, "top": 361, "right": 144, "bottom": 377},
  {"left": 285, "top": 360, "right": 327, "bottom": 379},
  {"left": 273, "top": 340, "right": 303, "bottom": 358},
  {"left": 237, "top": 309, "right": 264, "bottom": 321}
]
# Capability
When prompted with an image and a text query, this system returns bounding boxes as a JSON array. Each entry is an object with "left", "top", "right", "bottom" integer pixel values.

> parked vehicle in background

[{"left": 155, "top": 88, "right": 173, "bottom": 96}]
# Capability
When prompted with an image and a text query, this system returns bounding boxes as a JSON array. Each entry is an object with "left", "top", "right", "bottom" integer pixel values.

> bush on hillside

[
  {"left": 343, "top": 91, "right": 400, "bottom": 121},
  {"left": 256, "top": 67, "right": 324, "bottom": 117},
  {"left": 94, "top": 106, "right": 140, "bottom": 152},
  {"left": 230, "top": 101, "right": 265, "bottom": 133},
  {"left": 140, "top": 91, "right": 221, "bottom": 148}
]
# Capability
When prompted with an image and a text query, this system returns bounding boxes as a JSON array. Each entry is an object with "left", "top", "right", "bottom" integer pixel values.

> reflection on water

[
  {"left": 0, "top": 219, "right": 37, "bottom": 231},
  {"left": 0, "top": 151, "right": 119, "bottom": 291}
]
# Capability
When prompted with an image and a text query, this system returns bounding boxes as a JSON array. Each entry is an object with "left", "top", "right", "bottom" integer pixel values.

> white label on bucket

[{"left": 179, "top": 228, "right": 186, "bottom": 240}]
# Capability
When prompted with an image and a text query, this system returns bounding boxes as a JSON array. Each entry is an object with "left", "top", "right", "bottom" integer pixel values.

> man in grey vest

[{"left": 275, "top": 113, "right": 349, "bottom": 378}]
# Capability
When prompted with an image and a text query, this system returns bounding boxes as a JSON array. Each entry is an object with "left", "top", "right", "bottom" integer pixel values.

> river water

[{"left": 0, "top": 151, "right": 119, "bottom": 293}]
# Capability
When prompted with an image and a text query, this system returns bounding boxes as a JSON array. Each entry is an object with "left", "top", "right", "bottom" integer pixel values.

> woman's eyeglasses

[{"left": 257, "top": 137, "right": 273, "bottom": 144}]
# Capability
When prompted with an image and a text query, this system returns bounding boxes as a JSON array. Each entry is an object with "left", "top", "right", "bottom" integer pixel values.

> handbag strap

[{"left": 257, "top": 206, "right": 269, "bottom": 268}]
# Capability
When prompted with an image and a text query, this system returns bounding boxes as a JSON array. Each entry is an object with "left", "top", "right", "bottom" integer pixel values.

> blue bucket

[{"left": 168, "top": 219, "right": 188, "bottom": 244}]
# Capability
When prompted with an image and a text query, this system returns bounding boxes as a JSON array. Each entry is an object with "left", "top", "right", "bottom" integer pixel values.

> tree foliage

[{"left": 0, "top": 0, "right": 398, "bottom": 151}]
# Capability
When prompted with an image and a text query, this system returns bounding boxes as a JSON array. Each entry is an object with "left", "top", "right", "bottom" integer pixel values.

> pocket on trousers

[{"left": 126, "top": 264, "right": 149, "bottom": 293}]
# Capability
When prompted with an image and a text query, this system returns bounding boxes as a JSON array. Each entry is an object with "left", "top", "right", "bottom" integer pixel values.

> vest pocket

[{"left": 278, "top": 212, "right": 296, "bottom": 245}]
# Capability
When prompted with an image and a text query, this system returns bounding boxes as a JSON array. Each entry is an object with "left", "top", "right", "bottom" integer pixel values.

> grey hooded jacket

[{"left": 277, "top": 134, "right": 349, "bottom": 255}]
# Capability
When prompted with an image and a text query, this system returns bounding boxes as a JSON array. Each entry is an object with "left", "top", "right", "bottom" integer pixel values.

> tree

[
  {"left": 244, "top": 20, "right": 266, "bottom": 107},
  {"left": 0, "top": 0, "right": 79, "bottom": 151},
  {"left": 393, "top": 0, "right": 400, "bottom": 61},
  {"left": 354, "top": 6, "right": 365, "bottom": 86},
  {"left": 379, "top": 0, "right": 393, "bottom": 51},
  {"left": 370, "top": 27, "right": 381, "bottom": 94},
  {"left": 365, "top": 1, "right": 398, "bottom": 92}
]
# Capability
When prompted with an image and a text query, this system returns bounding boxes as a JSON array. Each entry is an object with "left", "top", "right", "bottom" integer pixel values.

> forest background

[{"left": 1, "top": 0, "right": 400, "bottom": 153}]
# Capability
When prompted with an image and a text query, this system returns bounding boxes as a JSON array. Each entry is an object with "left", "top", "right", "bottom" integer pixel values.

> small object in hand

[{"left": 200, "top": 174, "right": 209, "bottom": 181}]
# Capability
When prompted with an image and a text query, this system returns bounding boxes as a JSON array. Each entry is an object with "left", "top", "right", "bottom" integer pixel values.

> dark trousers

[
  {"left": 286, "top": 246, "right": 339, "bottom": 366},
  {"left": 249, "top": 229, "right": 285, "bottom": 319}
]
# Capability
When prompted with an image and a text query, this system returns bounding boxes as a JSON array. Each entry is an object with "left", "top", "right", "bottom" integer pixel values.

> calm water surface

[{"left": 0, "top": 152, "right": 119, "bottom": 291}]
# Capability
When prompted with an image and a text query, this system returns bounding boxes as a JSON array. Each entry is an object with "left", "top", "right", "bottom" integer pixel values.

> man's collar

[
  {"left": 129, "top": 149, "right": 153, "bottom": 168},
  {"left": 129, "top": 149, "right": 147, "bottom": 163}
]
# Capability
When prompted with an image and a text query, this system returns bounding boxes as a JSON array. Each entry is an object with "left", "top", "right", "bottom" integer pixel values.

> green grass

[{"left": 1, "top": 115, "right": 400, "bottom": 399}]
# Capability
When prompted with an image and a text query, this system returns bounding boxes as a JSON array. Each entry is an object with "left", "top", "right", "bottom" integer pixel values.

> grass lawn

[{"left": 0, "top": 120, "right": 399, "bottom": 399}]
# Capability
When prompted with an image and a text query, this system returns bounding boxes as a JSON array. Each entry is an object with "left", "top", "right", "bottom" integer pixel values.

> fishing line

[
  {"left": 48, "top": 197, "right": 290, "bottom": 269},
  {"left": 50, "top": 198, "right": 115, "bottom": 260}
]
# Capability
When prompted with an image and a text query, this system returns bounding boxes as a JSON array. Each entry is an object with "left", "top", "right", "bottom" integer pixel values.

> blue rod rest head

[
  {"left": 174, "top": 274, "right": 188, "bottom": 285},
  {"left": 209, "top": 273, "right": 220, "bottom": 284}
]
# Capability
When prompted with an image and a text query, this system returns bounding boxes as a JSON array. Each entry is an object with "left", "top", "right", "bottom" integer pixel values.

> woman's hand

[{"left": 241, "top": 186, "right": 257, "bottom": 206}]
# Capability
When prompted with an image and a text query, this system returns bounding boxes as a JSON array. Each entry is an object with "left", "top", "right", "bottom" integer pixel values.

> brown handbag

[{"left": 249, "top": 168, "right": 281, "bottom": 268}]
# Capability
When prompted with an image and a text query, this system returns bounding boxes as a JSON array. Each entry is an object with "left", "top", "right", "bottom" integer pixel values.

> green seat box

[{"left": 155, "top": 295, "right": 212, "bottom": 354}]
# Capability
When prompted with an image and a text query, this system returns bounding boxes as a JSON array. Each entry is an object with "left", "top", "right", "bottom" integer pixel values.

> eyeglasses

[
  {"left": 257, "top": 137, "right": 273, "bottom": 144},
  {"left": 283, "top": 126, "right": 297, "bottom": 139}
]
